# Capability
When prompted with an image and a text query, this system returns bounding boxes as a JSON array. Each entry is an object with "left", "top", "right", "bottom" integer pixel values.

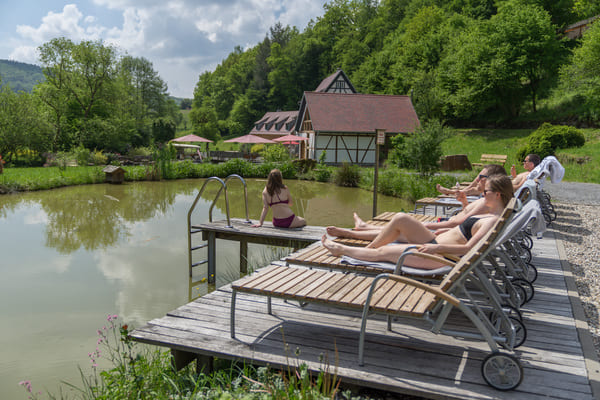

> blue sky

[{"left": 0, "top": 0, "right": 328, "bottom": 98}]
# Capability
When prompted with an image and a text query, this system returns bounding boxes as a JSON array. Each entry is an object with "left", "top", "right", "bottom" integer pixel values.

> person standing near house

[{"left": 252, "top": 169, "right": 307, "bottom": 229}]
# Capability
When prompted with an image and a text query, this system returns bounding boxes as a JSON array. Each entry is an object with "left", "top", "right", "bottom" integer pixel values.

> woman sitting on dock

[
  {"left": 252, "top": 169, "right": 307, "bottom": 229},
  {"left": 322, "top": 175, "right": 513, "bottom": 269}
]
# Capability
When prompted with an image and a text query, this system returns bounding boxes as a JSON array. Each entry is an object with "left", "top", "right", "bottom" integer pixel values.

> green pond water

[{"left": 0, "top": 178, "right": 412, "bottom": 399}]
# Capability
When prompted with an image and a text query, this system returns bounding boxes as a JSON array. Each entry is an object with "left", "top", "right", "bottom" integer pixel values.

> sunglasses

[
  {"left": 483, "top": 189, "right": 495, "bottom": 195},
  {"left": 478, "top": 174, "right": 488, "bottom": 179}
]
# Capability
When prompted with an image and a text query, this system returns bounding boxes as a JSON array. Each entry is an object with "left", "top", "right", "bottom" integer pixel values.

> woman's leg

[
  {"left": 367, "top": 213, "right": 436, "bottom": 249},
  {"left": 289, "top": 215, "right": 306, "bottom": 228},
  {"left": 321, "top": 236, "right": 451, "bottom": 270},
  {"left": 326, "top": 226, "right": 381, "bottom": 241},
  {"left": 352, "top": 213, "right": 384, "bottom": 231}
]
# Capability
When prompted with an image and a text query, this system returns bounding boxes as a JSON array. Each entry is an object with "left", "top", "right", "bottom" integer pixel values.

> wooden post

[
  {"left": 373, "top": 129, "right": 385, "bottom": 218},
  {"left": 207, "top": 232, "right": 216, "bottom": 284},
  {"left": 240, "top": 240, "right": 248, "bottom": 274}
]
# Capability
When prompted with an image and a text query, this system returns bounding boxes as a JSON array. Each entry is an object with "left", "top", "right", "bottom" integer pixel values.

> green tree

[
  {"left": 439, "top": 2, "right": 563, "bottom": 118},
  {"left": 559, "top": 20, "right": 600, "bottom": 119},
  {"left": 0, "top": 84, "right": 51, "bottom": 161}
]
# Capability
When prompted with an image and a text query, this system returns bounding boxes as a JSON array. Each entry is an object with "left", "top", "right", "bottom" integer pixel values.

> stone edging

[{"left": 556, "top": 233, "right": 600, "bottom": 398}]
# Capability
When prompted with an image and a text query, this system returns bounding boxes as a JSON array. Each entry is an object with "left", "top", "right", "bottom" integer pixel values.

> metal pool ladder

[{"left": 187, "top": 175, "right": 251, "bottom": 281}]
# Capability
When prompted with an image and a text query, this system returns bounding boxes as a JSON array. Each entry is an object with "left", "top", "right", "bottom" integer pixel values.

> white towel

[{"left": 340, "top": 255, "right": 453, "bottom": 276}]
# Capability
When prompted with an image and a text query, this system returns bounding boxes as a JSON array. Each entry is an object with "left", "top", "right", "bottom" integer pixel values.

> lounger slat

[
  {"left": 338, "top": 277, "right": 376, "bottom": 304},
  {"left": 328, "top": 275, "right": 368, "bottom": 303},
  {"left": 291, "top": 270, "right": 336, "bottom": 298},
  {"left": 249, "top": 267, "right": 302, "bottom": 293},
  {"left": 401, "top": 288, "right": 431, "bottom": 314},
  {"left": 290, "top": 246, "right": 324, "bottom": 262},
  {"left": 376, "top": 280, "right": 410, "bottom": 311},
  {"left": 232, "top": 265, "right": 285, "bottom": 290},
  {"left": 303, "top": 272, "right": 348, "bottom": 299},
  {"left": 386, "top": 283, "right": 418, "bottom": 312},
  {"left": 369, "top": 279, "right": 398, "bottom": 310},
  {"left": 274, "top": 268, "right": 322, "bottom": 296},
  {"left": 319, "top": 274, "right": 359, "bottom": 300}
]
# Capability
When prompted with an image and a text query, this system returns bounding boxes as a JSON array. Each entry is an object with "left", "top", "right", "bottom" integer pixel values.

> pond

[{"left": 0, "top": 178, "right": 412, "bottom": 398}]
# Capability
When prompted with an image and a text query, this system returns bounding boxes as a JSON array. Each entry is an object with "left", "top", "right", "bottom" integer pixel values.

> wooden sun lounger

[{"left": 230, "top": 198, "right": 521, "bottom": 390}]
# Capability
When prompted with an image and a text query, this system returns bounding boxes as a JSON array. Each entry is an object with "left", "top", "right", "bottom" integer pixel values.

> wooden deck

[{"left": 132, "top": 229, "right": 600, "bottom": 399}]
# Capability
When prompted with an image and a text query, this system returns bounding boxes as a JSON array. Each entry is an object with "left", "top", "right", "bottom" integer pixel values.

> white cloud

[{"left": 6, "top": 0, "right": 328, "bottom": 97}]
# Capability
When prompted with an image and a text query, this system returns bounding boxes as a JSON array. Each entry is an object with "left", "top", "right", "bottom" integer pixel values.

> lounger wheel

[
  {"left": 521, "top": 234, "right": 533, "bottom": 250},
  {"left": 488, "top": 304, "right": 522, "bottom": 323},
  {"left": 508, "top": 316, "right": 527, "bottom": 348},
  {"left": 526, "top": 263, "right": 538, "bottom": 283},
  {"left": 481, "top": 352, "right": 523, "bottom": 390},
  {"left": 512, "top": 278, "right": 535, "bottom": 304}
]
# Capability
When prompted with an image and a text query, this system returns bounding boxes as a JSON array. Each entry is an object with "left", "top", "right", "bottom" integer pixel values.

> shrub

[
  {"left": 73, "top": 145, "right": 91, "bottom": 166},
  {"left": 334, "top": 162, "right": 361, "bottom": 187},
  {"left": 91, "top": 150, "right": 108, "bottom": 165},
  {"left": 389, "top": 120, "right": 448, "bottom": 175},
  {"left": 314, "top": 167, "right": 332, "bottom": 182},
  {"left": 516, "top": 123, "right": 585, "bottom": 160},
  {"left": 261, "top": 144, "right": 291, "bottom": 162}
]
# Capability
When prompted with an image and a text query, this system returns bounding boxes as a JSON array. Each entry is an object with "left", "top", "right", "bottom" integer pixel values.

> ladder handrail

[
  {"left": 188, "top": 175, "right": 252, "bottom": 278},
  {"left": 223, "top": 174, "right": 251, "bottom": 223}
]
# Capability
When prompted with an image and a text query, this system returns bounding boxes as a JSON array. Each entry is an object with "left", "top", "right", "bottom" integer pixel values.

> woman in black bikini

[
  {"left": 321, "top": 175, "right": 513, "bottom": 269},
  {"left": 252, "top": 169, "right": 307, "bottom": 229}
]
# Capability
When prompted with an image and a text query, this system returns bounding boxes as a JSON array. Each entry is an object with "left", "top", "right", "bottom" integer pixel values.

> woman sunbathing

[
  {"left": 321, "top": 175, "right": 513, "bottom": 269},
  {"left": 252, "top": 168, "right": 306, "bottom": 228}
]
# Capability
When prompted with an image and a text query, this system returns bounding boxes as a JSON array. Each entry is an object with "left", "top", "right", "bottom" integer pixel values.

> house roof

[
  {"left": 314, "top": 68, "right": 357, "bottom": 93},
  {"left": 298, "top": 92, "right": 420, "bottom": 134},
  {"left": 249, "top": 110, "right": 298, "bottom": 137}
]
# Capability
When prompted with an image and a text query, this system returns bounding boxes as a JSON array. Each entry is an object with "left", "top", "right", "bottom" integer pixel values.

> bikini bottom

[{"left": 273, "top": 214, "right": 295, "bottom": 228}]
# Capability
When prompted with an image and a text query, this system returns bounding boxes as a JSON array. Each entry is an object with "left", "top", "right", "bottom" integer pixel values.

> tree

[
  {"left": 559, "top": 20, "right": 600, "bottom": 118},
  {"left": 0, "top": 85, "right": 50, "bottom": 161},
  {"left": 439, "top": 2, "right": 563, "bottom": 118}
]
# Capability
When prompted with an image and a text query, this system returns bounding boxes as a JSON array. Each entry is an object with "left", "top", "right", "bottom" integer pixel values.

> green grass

[{"left": 442, "top": 128, "right": 600, "bottom": 183}]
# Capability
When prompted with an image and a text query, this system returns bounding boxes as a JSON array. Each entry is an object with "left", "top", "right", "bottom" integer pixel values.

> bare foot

[
  {"left": 321, "top": 234, "right": 344, "bottom": 257},
  {"left": 353, "top": 212, "right": 368, "bottom": 230},
  {"left": 326, "top": 226, "right": 350, "bottom": 237},
  {"left": 436, "top": 184, "right": 454, "bottom": 196}
]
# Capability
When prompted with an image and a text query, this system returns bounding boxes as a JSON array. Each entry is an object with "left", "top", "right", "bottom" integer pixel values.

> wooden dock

[
  {"left": 191, "top": 218, "right": 326, "bottom": 279},
  {"left": 132, "top": 229, "right": 600, "bottom": 399}
]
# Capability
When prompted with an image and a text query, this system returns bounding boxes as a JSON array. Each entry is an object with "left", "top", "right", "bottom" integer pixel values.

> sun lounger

[{"left": 230, "top": 199, "right": 523, "bottom": 390}]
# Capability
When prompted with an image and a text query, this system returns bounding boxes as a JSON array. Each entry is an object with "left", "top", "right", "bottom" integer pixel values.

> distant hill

[{"left": 0, "top": 59, "right": 45, "bottom": 93}]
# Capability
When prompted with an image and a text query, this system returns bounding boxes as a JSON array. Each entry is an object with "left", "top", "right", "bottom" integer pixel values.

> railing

[{"left": 187, "top": 175, "right": 252, "bottom": 279}]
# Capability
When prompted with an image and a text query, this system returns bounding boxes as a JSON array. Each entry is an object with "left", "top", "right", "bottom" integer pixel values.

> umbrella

[
  {"left": 281, "top": 141, "right": 300, "bottom": 145},
  {"left": 170, "top": 134, "right": 213, "bottom": 143},
  {"left": 224, "top": 134, "right": 276, "bottom": 144},
  {"left": 273, "top": 134, "right": 308, "bottom": 142}
]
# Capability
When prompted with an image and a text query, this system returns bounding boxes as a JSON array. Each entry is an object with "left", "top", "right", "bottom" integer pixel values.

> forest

[
  {"left": 189, "top": 0, "right": 600, "bottom": 139},
  {"left": 1, "top": 0, "right": 600, "bottom": 160}
]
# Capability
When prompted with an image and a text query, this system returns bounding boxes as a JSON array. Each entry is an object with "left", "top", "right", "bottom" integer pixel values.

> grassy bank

[
  {"left": 2, "top": 128, "right": 598, "bottom": 196},
  {"left": 442, "top": 128, "right": 600, "bottom": 183}
]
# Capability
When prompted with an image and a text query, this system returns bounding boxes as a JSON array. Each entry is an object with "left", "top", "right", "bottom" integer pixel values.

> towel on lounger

[{"left": 340, "top": 255, "right": 453, "bottom": 276}]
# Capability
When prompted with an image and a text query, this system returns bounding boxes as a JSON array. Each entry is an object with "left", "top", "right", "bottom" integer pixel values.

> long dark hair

[{"left": 266, "top": 169, "right": 286, "bottom": 196}]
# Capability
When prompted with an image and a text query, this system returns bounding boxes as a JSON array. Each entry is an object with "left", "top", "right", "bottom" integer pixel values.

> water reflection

[{"left": 0, "top": 178, "right": 412, "bottom": 399}]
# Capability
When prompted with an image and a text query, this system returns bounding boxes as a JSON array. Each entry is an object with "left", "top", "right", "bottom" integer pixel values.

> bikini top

[
  {"left": 268, "top": 192, "right": 289, "bottom": 207},
  {"left": 459, "top": 215, "right": 493, "bottom": 241}
]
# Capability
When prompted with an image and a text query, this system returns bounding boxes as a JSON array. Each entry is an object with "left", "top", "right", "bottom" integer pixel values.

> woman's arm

[{"left": 252, "top": 191, "right": 270, "bottom": 227}]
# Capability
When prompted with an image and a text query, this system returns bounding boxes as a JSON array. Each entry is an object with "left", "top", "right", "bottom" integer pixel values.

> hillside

[{"left": 0, "top": 59, "right": 44, "bottom": 92}]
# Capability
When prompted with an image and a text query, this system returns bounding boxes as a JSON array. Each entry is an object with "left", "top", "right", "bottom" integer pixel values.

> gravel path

[{"left": 546, "top": 181, "right": 600, "bottom": 359}]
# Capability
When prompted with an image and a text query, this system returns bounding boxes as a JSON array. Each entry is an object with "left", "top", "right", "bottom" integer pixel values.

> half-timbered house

[{"left": 295, "top": 92, "right": 419, "bottom": 165}]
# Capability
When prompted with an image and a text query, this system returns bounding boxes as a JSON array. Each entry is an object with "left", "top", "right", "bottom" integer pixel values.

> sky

[{"left": 0, "top": 0, "right": 329, "bottom": 98}]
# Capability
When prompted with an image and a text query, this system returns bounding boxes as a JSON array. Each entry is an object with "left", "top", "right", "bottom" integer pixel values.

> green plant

[
  {"left": 91, "top": 150, "right": 108, "bottom": 165},
  {"left": 390, "top": 120, "right": 448, "bottom": 175},
  {"left": 261, "top": 144, "right": 291, "bottom": 162},
  {"left": 516, "top": 123, "right": 586, "bottom": 160},
  {"left": 334, "top": 162, "right": 361, "bottom": 187}
]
